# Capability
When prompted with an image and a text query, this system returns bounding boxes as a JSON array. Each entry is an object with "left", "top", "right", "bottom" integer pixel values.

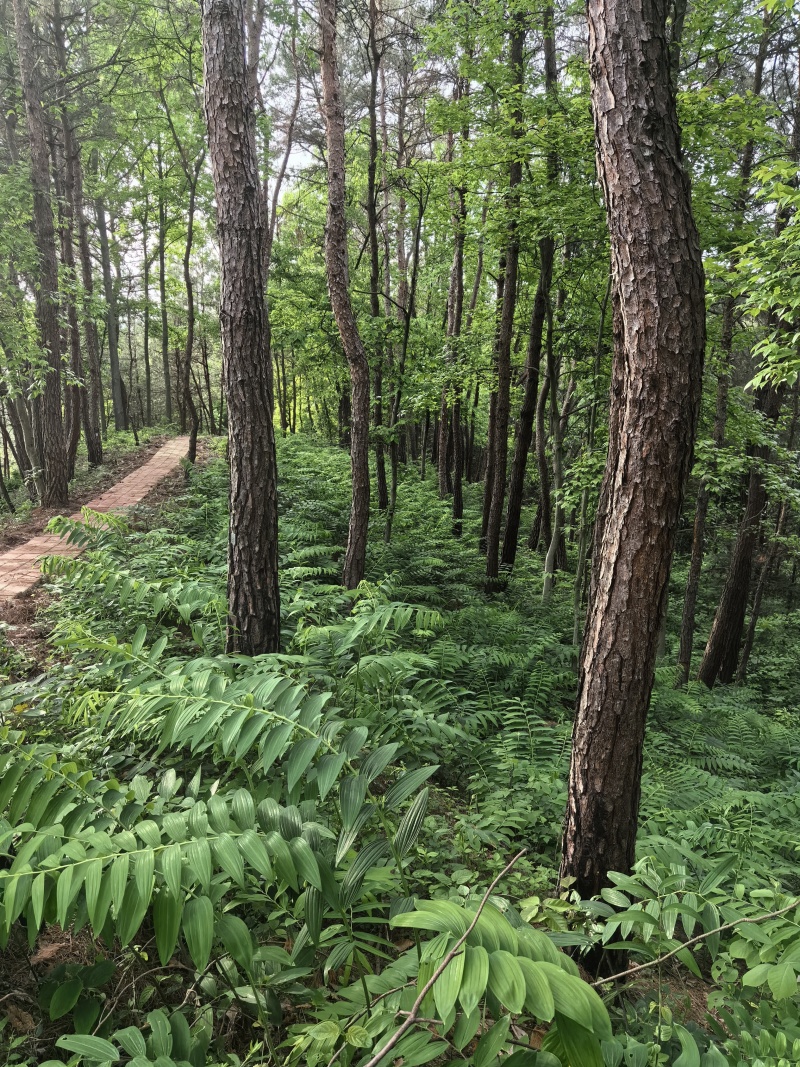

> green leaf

[
  {"left": 237, "top": 829, "right": 274, "bottom": 881},
  {"left": 315, "top": 753, "right": 348, "bottom": 801},
  {"left": 768, "top": 960, "right": 798, "bottom": 999},
  {"left": 231, "top": 789, "right": 256, "bottom": 830},
  {"left": 459, "top": 944, "right": 489, "bottom": 1017},
  {"left": 393, "top": 789, "right": 429, "bottom": 859},
  {"left": 286, "top": 736, "right": 321, "bottom": 792},
  {"left": 453, "top": 1006, "right": 481, "bottom": 1051},
  {"left": 113, "top": 1027, "right": 146, "bottom": 1058},
  {"left": 217, "top": 913, "right": 254, "bottom": 970},
  {"left": 213, "top": 833, "right": 245, "bottom": 885},
  {"left": 147, "top": 1009, "right": 172, "bottom": 1058},
  {"left": 556, "top": 1012, "right": 604, "bottom": 1067},
  {"left": 161, "top": 843, "right": 183, "bottom": 898},
  {"left": 153, "top": 888, "right": 183, "bottom": 966},
  {"left": 473, "top": 1014, "right": 510, "bottom": 1067},
  {"left": 488, "top": 949, "right": 526, "bottom": 1014},
  {"left": 516, "top": 956, "right": 555, "bottom": 1021},
  {"left": 432, "top": 943, "right": 464, "bottom": 1022},
  {"left": 184, "top": 894, "right": 214, "bottom": 969},
  {"left": 383, "top": 766, "right": 437, "bottom": 809},
  {"left": 55, "top": 1035, "right": 119, "bottom": 1063},
  {"left": 536, "top": 963, "right": 595, "bottom": 1030},
  {"left": 742, "top": 962, "right": 773, "bottom": 987},
  {"left": 672, "top": 1024, "right": 701, "bottom": 1067},
  {"left": 700, "top": 1043, "right": 729, "bottom": 1067},
  {"left": 50, "top": 978, "right": 83, "bottom": 1020}
]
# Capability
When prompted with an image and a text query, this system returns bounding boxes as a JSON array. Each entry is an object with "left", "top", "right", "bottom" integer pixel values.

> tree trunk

[
  {"left": 157, "top": 139, "right": 173, "bottom": 422},
  {"left": 11, "top": 0, "right": 69, "bottom": 506},
  {"left": 320, "top": 0, "right": 371, "bottom": 588},
  {"left": 501, "top": 237, "right": 553, "bottom": 567},
  {"left": 697, "top": 385, "right": 783, "bottom": 686},
  {"left": 95, "top": 190, "right": 125, "bottom": 432},
  {"left": 485, "top": 24, "right": 525, "bottom": 589},
  {"left": 69, "top": 127, "right": 103, "bottom": 466},
  {"left": 676, "top": 14, "right": 770, "bottom": 684},
  {"left": 202, "top": 0, "right": 281, "bottom": 654},
  {"left": 560, "top": 0, "right": 705, "bottom": 904}
]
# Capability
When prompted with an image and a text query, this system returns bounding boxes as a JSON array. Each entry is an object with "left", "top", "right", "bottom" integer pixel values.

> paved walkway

[{"left": 0, "top": 437, "right": 190, "bottom": 599}]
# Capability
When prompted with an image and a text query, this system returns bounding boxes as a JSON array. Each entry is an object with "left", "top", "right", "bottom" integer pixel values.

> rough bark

[
  {"left": 560, "top": 0, "right": 705, "bottom": 903},
  {"left": 320, "top": 0, "right": 371, "bottom": 588},
  {"left": 201, "top": 0, "right": 281, "bottom": 655},
  {"left": 11, "top": 0, "right": 69, "bottom": 506}
]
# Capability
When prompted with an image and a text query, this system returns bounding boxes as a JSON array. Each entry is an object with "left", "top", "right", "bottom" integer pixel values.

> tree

[
  {"left": 560, "top": 0, "right": 705, "bottom": 903},
  {"left": 11, "top": 0, "right": 69, "bottom": 506},
  {"left": 201, "top": 0, "right": 281, "bottom": 654},
  {"left": 319, "top": 0, "right": 371, "bottom": 589}
]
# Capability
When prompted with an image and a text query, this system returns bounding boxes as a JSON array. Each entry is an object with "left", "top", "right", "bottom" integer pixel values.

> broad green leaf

[
  {"left": 184, "top": 894, "right": 214, "bottom": 969},
  {"left": 213, "top": 834, "right": 245, "bottom": 885},
  {"left": 459, "top": 944, "right": 489, "bottom": 1016},
  {"left": 768, "top": 960, "right": 798, "bottom": 999},
  {"left": 393, "top": 788, "right": 429, "bottom": 859},
  {"left": 556, "top": 1012, "right": 604, "bottom": 1067},
  {"left": 217, "top": 913, "right": 254, "bottom": 970},
  {"left": 488, "top": 949, "right": 526, "bottom": 1013},
  {"left": 113, "top": 1027, "right": 146, "bottom": 1058},
  {"left": 153, "top": 888, "right": 183, "bottom": 966},
  {"left": 161, "top": 843, "right": 183, "bottom": 898},
  {"left": 517, "top": 956, "right": 555, "bottom": 1021},
  {"left": 432, "top": 942, "right": 464, "bottom": 1021},
  {"left": 473, "top": 1014, "right": 510, "bottom": 1067},
  {"left": 56, "top": 1035, "right": 119, "bottom": 1062},
  {"left": 50, "top": 978, "right": 83, "bottom": 1020},
  {"left": 672, "top": 1024, "right": 701, "bottom": 1067}
]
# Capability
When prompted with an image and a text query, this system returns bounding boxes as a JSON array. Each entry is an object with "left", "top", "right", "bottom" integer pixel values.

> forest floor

[
  {"left": 0, "top": 433, "right": 176, "bottom": 548},
  {"left": 0, "top": 436, "right": 191, "bottom": 598},
  {"left": 0, "top": 435, "right": 193, "bottom": 670}
]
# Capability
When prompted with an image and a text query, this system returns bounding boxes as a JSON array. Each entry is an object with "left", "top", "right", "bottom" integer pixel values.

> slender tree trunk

[
  {"left": 320, "top": 0, "right": 371, "bottom": 588},
  {"left": 69, "top": 130, "right": 103, "bottom": 465},
  {"left": 157, "top": 140, "right": 173, "bottom": 422},
  {"left": 502, "top": 239, "right": 553, "bottom": 567},
  {"left": 697, "top": 385, "right": 783, "bottom": 686},
  {"left": 676, "top": 15, "right": 770, "bottom": 684},
  {"left": 202, "top": 0, "right": 281, "bottom": 654},
  {"left": 560, "top": 0, "right": 705, "bottom": 904},
  {"left": 485, "top": 24, "right": 525, "bottom": 588},
  {"left": 737, "top": 500, "right": 787, "bottom": 684},
  {"left": 142, "top": 203, "right": 153, "bottom": 425},
  {"left": 95, "top": 190, "right": 125, "bottom": 432},
  {"left": 11, "top": 0, "right": 69, "bottom": 505}
]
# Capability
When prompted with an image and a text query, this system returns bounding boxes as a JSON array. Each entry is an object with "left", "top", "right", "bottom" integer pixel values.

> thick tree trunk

[
  {"left": 320, "top": 0, "right": 371, "bottom": 588},
  {"left": 11, "top": 0, "right": 69, "bottom": 506},
  {"left": 202, "top": 0, "right": 281, "bottom": 655},
  {"left": 560, "top": 0, "right": 705, "bottom": 903}
]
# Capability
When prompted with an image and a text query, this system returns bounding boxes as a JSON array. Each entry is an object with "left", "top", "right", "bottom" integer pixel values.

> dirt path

[{"left": 0, "top": 437, "right": 190, "bottom": 599}]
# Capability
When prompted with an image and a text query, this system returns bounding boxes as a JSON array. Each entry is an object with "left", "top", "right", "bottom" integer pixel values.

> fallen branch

[
  {"left": 592, "top": 899, "right": 799, "bottom": 988},
  {"left": 358, "top": 849, "right": 527, "bottom": 1067}
]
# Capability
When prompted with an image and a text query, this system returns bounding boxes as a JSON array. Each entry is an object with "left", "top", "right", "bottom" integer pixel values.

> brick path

[{"left": 0, "top": 437, "right": 190, "bottom": 599}]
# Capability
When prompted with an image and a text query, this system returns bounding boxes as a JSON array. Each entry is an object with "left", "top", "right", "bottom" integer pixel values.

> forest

[{"left": 1, "top": 0, "right": 800, "bottom": 1063}]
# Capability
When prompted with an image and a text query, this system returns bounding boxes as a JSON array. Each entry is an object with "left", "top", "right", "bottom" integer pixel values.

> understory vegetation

[{"left": 3, "top": 437, "right": 800, "bottom": 1067}]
